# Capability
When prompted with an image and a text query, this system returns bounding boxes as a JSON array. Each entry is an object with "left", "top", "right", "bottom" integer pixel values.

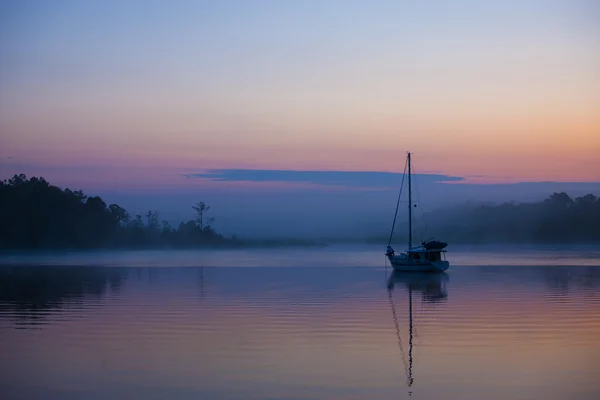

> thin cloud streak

[{"left": 184, "top": 169, "right": 464, "bottom": 189}]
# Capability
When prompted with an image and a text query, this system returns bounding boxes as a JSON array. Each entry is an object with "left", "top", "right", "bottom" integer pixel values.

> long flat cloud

[{"left": 184, "top": 169, "right": 464, "bottom": 189}]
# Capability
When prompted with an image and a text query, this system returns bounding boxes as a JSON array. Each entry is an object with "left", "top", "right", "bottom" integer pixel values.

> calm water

[{"left": 1, "top": 246, "right": 599, "bottom": 400}]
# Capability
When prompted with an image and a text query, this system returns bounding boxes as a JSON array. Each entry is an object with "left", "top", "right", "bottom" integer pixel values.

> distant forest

[
  {"left": 1, "top": 174, "right": 599, "bottom": 249},
  {"left": 385, "top": 191, "right": 600, "bottom": 244},
  {"left": 0, "top": 174, "right": 237, "bottom": 249}
]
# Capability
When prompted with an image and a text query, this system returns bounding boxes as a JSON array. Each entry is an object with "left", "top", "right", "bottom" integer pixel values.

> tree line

[
  {"left": 2, "top": 174, "right": 598, "bottom": 248},
  {"left": 414, "top": 191, "right": 600, "bottom": 244},
  {"left": 0, "top": 174, "right": 237, "bottom": 249}
]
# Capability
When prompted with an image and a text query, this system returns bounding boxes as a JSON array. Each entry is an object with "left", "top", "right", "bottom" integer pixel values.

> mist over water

[
  {"left": 1, "top": 247, "right": 599, "bottom": 400},
  {"left": 1, "top": 244, "right": 600, "bottom": 267},
  {"left": 102, "top": 180, "right": 600, "bottom": 239}
]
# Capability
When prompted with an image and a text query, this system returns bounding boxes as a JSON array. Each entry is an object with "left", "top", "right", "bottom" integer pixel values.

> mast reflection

[{"left": 387, "top": 271, "right": 449, "bottom": 393}]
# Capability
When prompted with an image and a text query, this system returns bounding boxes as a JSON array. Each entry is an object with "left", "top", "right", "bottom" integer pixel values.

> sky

[{"left": 1, "top": 0, "right": 599, "bottom": 235}]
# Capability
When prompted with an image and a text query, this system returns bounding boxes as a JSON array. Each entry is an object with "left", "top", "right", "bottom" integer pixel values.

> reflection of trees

[
  {"left": 0, "top": 266, "right": 127, "bottom": 325},
  {"left": 474, "top": 266, "right": 600, "bottom": 296},
  {"left": 541, "top": 266, "right": 600, "bottom": 295}
]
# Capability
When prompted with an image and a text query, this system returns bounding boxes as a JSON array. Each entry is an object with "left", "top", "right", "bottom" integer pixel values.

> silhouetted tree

[
  {"left": 192, "top": 201, "right": 214, "bottom": 229},
  {"left": 0, "top": 174, "right": 232, "bottom": 249},
  {"left": 109, "top": 204, "right": 129, "bottom": 226}
]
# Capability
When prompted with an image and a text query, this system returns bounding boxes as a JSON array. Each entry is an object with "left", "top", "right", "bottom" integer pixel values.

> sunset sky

[{"left": 1, "top": 0, "right": 599, "bottom": 233}]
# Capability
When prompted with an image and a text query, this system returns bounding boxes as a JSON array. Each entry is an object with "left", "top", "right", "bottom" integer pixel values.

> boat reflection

[
  {"left": 387, "top": 271, "right": 449, "bottom": 393},
  {"left": 387, "top": 271, "right": 449, "bottom": 302}
]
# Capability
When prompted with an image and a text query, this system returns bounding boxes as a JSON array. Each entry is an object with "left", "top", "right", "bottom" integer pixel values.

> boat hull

[{"left": 388, "top": 259, "right": 449, "bottom": 272}]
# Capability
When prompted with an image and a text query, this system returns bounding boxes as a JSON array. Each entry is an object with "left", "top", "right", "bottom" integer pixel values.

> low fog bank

[
  {"left": 1, "top": 244, "right": 599, "bottom": 269},
  {"left": 365, "top": 192, "right": 600, "bottom": 245},
  {"left": 2, "top": 173, "right": 599, "bottom": 250},
  {"left": 228, "top": 191, "right": 600, "bottom": 245},
  {"left": 108, "top": 180, "right": 600, "bottom": 242}
]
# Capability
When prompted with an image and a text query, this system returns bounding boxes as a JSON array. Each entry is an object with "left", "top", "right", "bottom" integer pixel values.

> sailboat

[{"left": 385, "top": 152, "right": 450, "bottom": 272}]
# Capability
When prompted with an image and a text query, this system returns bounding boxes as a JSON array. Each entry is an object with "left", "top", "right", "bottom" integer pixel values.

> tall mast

[{"left": 407, "top": 152, "right": 412, "bottom": 249}]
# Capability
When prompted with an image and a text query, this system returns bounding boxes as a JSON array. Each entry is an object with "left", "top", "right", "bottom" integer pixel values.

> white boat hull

[{"left": 388, "top": 258, "right": 449, "bottom": 272}]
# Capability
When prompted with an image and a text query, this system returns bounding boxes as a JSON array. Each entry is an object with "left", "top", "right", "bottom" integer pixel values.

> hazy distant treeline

[
  {"left": 384, "top": 192, "right": 600, "bottom": 244},
  {"left": 0, "top": 174, "right": 236, "bottom": 249},
  {"left": 2, "top": 174, "right": 599, "bottom": 249}
]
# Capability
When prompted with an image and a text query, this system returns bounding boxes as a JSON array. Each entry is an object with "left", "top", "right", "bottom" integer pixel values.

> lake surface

[{"left": 1, "top": 246, "right": 599, "bottom": 400}]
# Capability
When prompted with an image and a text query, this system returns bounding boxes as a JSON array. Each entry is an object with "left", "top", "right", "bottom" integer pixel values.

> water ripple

[{"left": 1, "top": 251, "right": 599, "bottom": 400}]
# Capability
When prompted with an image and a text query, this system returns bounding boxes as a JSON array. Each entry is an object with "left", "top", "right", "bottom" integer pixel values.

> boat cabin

[{"left": 407, "top": 249, "right": 447, "bottom": 262}]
